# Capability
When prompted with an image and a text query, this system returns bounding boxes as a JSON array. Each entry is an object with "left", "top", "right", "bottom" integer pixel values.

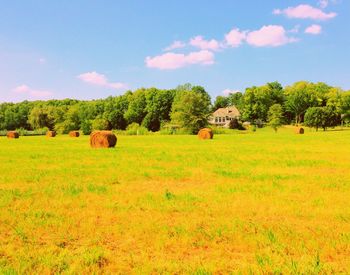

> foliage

[
  {"left": 304, "top": 107, "right": 340, "bottom": 131},
  {"left": 91, "top": 118, "right": 109, "bottom": 131},
  {"left": 241, "top": 82, "right": 284, "bottom": 122},
  {"left": 229, "top": 118, "right": 245, "bottom": 130},
  {"left": 0, "top": 82, "right": 348, "bottom": 134},
  {"left": 268, "top": 104, "right": 284, "bottom": 132},
  {"left": 171, "top": 88, "right": 211, "bottom": 134}
]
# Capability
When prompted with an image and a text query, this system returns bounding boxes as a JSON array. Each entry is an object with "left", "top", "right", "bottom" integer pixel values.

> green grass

[{"left": 1, "top": 127, "right": 350, "bottom": 273}]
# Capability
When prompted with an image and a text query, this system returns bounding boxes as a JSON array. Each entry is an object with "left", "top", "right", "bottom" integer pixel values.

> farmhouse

[{"left": 209, "top": 106, "right": 240, "bottom": 127}]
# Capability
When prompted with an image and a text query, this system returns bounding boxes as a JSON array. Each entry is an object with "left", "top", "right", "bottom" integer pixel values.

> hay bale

[
  {"left": 7, "top": 131, "right": 19, "bottom": 139},
  {"left": 69, "top": 131, "right": 80, "bottom": 137},
  {"left": 90, "top": 131, "right": 117, "bottom": 148},
  {"left": 198, "top": 128, "right": 214, "bottom": 140},
  {"left": 46, "top": 131, "right": 56, "bottom": 138},
  {"left": 295, "top": 127, "right": 304, "bottom": 134}
]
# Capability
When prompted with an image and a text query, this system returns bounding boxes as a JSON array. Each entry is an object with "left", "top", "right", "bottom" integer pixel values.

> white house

[{"left": 209, "top": 106, "right": 240, "bottom": 127}]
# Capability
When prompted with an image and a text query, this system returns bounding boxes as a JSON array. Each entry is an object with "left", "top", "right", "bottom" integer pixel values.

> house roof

[{"left": 212, "top": 106, "right": 240, "bottom": 117}]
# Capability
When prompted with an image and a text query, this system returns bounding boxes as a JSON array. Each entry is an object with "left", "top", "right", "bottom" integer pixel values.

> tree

[
  {"left": 124, "top": 89, "right": 147, "bottom": 125},
  {"left": 142, "top": 88, "right": 175, "bottom": 131},
  {"left": 241, "top": 82, "right": 284, "bottom": 122},
  {"left": 28, "top": 106, "right": 54, "bottom": 130},
  {"left": 227, "top": 92, "right": 243, "bottom": 111},
  {"left": 304, "top": 107, "right": 339, "bottom": 131},
  {"left": 268, "top": 104, "right": 283, "bottom": 132},
  {"left": 284, "top": 81, "right": 320, "bottom": 125},
  {"left": 213, "top": 96, "right": 229, "bottom": 111},
  {"left": 92, "top": 118, "right": 109, "bottom": 130},
  {"left": 171, "top": 90, "right": 211, "bottom": 134}
]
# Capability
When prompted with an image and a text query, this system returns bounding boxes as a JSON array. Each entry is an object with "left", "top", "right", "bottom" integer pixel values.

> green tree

[
  {"left": 213, "top": 96, "right": 229, "bottom": 111},
  {"left": 171, "top": 90, "right": 211, "bottom": 134},
  {"left": 242, "top": 82, "right": 284, "bottom": 122},
  {"left": 227, "top": 92, "right": 243, "bottom": 111},
  {"left": 28, "top": 106, "right": 54, "bottom": 130},
  {"left": 304, "top": 107, "right": 339, "bottom": 131},
  {"left": 284, "top": 81, "right": 320, "bottom": 125},
  {"left": 142, "top": 88, "right": 175, "bottom": 131},
  {"left": 91, "top": 118, "right": 109, "bottom": 130},
  {"left": 268, "top": 104, "right": 283, "bottom": 132},
  {"left": 124, "top": 89, "right": 147, "bottom": 125}
]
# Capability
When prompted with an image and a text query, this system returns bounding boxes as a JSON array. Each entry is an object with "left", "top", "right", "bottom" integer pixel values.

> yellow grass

[{"left": 1, "top": 127, "right": 350, "bottom": 273}]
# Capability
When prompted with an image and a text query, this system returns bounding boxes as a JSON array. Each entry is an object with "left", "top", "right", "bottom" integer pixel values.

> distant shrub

[
  {"left": 91, "top": 118, "right": 109, "bottom": 131},
  {"left": 254, "top": 119, "right": 264, "bottom": 128},
  {"left": 14, "top": 127, "right": 48, "bottom": 136},
  {"left": 126, "top": 123, "right": 149, "bottom": 135},
  {"left": 81, "top": 120, "right": 92, "bottom": 135},
  {"left": 55, "top": 121, "right": 76, "bottom": 134},
  {"left": 229, "top": 118, "right": 246, "bottom": 130}
]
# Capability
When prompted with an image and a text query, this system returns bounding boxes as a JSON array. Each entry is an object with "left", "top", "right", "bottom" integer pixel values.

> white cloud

[
  {"left": 190, "top": 36, "right": 221, "bottom": 51},
  {"left": 224, "top": 28, "right": 246, "bottom": 47},
  {"left": 289, "top": 25, "right": 300, "bottom": 33},
  {"left": 77, "top": 71, "right": 128, "bottom": 90},
  {"left": 145, "top": 50, "right": 215, "bottom": 70},
  {"left": 13, "top": 85, "right": 53, "bottom": 98},
  {"left": 319, "top": 0, "right": 329, "bottom": 8},
  {"left": 305, "top": 24, "right": 322, "bottom": 34},
  {"left": 163, "top": 40, "right": 186, "bottom": 51},
  {"left": 273, "top": 4, "right": 337, "bottom": 20},
  {"left": 246, "top": 25, "right": 297, "bottom": 47}
]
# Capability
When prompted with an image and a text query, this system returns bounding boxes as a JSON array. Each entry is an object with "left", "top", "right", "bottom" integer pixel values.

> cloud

[
  {"left": 13, "top": 85, "right": 53, "bottom": 98},
  {"left": 224, "top": 28, "right": 246, "bottom": 47},
  {"left": 305, "top": 24, "right": 322, "bottom": 34},
  {"left": 246, "top": 25, "right": 297, "bottom": 47},
  {"left": 163, "top": 40, "right": 186, "bottom": 51},
  {"left": 319, "top": 0, "right": 329, "bottom": 8},
  {"left": 289, "top": 25, "right": 300, "bottom": 33},
  {"left": 190, "top": 36, "right": 221, "bottom": 51},
  {"left": 77, "top": 71, "right": 127, "bottom": 89},
  {"left": 145, "top": 50, "right": 215, "bottom": 70},
  {"left": 273, "top": 4, "right": 337, "bottom": 20},
  {"left": 222, "top": 89, "right": 240, "bottom": 96}
]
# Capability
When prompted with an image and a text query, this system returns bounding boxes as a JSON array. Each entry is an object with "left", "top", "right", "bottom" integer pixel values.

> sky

[{"left": 0, "top": 0, "right": 349, "bottom": 102}]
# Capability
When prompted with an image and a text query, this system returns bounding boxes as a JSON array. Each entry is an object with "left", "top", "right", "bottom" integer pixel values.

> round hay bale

[
  {"left": 7, "top": 131, "right": 19, "bottom": 139},
  {"left": 69, "top": 131, "right": 80, "bottom": 137},
  {"left": 46, "top": 131, "right": 56, "bottom": 138},
  {"left": 90, "top": 131, "right": 117, "bottom": 148},
  {"left": 198, "top": 128, "right": 214, "bottom": 140},
  {"left": 295, "top": 127, "right": 304, "bottom": 134}
]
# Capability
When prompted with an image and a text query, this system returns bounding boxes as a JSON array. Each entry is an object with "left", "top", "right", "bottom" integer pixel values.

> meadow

[{"left": 1, "top": 127, "right": 350, "bottom": 274}]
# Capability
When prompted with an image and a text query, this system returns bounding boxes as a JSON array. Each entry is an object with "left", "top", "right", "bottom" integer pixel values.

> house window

[
  {"left": 219, "top": 117, "right": 221, "bottom": 122},
  {"left": 215, "top": 117, "right": 218, "bottom": 123},
  {"left": 223, "top": 118, "right": 225, "bottom": 122}
]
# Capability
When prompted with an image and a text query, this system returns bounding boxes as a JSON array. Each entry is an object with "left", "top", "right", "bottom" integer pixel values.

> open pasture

[{"left": 1, "top": 128, "right": 350, "bottom": 273}]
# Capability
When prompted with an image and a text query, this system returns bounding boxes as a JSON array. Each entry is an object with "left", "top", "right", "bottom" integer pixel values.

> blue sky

[{"left": 0, "top": 0, "right": 349, "bottom": 102}]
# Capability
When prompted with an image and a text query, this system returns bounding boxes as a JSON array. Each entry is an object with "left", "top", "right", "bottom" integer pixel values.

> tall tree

[
  {"left": 171, "top": 90, "right": 211, "bottom": 134},
  {"left": 268, "top": 104, "right": 284, "bottom": 132}
]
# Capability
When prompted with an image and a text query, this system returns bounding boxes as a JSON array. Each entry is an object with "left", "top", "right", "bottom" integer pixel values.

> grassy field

[{"left": 1, "top": 127, "right": 350, "bottom": 274}]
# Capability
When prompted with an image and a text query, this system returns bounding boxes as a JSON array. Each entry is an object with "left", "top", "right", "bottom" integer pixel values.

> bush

[
  {"left": 55, "top": 121, "right": 76, "bottom": 134},
  {"left": 254, "top": 119, "right": 264, "bottom": 128},
  {"left": 229, "top": 118, "right": 246, "bottom": 130},
  {"left": 91, "top": 118, "right": 109, "bottom": 131},
  {"left": 81, "top": 120, "right": 92, "bottom": 135},
  {"left": 126, "top": 123, "right": 149, "bottom": 135}
]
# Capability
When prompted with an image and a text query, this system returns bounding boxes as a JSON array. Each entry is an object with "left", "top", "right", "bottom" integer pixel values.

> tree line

[{"left": 0, "top": 81, "right": 349, "bottom": 134}]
